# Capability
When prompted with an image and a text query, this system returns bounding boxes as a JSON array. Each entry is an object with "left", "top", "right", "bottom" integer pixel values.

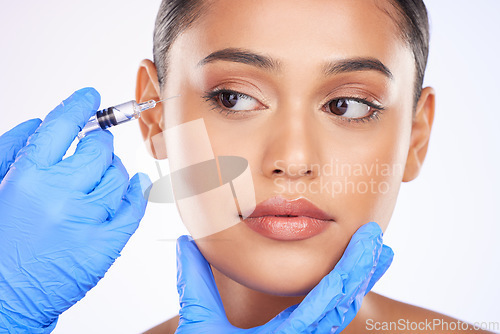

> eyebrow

[
  {"left": 322, "top": 57, "right": 393, "bottom": 80},
  {"left": 197, "top": 48, "right": 281, "bottom": 72},
  {"left": 197, "top": 47, "right": 393, "bottom": 80}
]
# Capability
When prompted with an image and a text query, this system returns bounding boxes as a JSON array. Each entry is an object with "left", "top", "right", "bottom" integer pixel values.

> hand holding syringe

[{"left": 77, "top": 95, "right": 180, "bottom": 139}]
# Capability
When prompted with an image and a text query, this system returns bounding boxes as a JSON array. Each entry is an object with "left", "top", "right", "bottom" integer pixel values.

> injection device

[{"left": 77, "top": 95, "right": 179, "bottom": 139}]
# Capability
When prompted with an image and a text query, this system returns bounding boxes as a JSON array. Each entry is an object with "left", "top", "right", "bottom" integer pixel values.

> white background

[{"left": 1, "top": 1, "right": 499, "bottom": 333}]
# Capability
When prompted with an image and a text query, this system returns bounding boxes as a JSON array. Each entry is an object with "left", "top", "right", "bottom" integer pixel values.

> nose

[{"left": 261, "top": 108, "right": 320, "bottom": 180}]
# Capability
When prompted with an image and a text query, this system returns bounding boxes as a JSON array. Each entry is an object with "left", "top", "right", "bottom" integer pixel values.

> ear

[
  {"left": 402, "top": 86, "right": 436, "bottom": 182},
  {"left": 136, "top": 59, "right": 168, "bottom": 159}
]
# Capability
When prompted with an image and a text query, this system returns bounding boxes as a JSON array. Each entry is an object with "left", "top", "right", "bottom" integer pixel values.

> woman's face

[{"left": 155, "top": 0, "right": 419, "bottom": 296}]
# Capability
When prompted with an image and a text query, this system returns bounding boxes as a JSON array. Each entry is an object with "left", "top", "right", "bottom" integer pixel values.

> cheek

[
  {"left": 162, "top": 110, "right": 254, "bottom": 240},
  {"left": 333, "top": 110, "right": 411, "bottom": 231},
  {"left": 330, "top": 144, "right": 405, "bottom": 232}
]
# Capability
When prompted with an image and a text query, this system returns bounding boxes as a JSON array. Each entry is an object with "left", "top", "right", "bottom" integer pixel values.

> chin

[
  {"left": 197, "top": 221, "right": 346, "bottom": 297},
  {"left": 244, "top": 273, "right": 324, "bottom": 297},
  {"left": 223, "top": 257, "right": 335, "bottom": 297},
  {"left": 208, "top": 244, "right": 339, "bottom": 297}
]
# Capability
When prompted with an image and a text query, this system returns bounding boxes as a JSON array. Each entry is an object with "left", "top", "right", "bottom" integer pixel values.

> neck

[{"left": 210, "top": 264, "right": 305, "bottom": 329}]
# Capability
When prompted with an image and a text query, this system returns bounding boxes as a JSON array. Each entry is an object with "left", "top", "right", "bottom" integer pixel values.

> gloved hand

[
  {"left": 0, "top": 88, "right": 151, "bottom": 333},
  {"left": 175, "top": 221, "right": 393, "bottom": 333}
]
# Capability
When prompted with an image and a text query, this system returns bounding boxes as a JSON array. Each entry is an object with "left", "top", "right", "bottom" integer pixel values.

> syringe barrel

[{"left": 77, "top": 100, "right": 140, "bottom": 139}]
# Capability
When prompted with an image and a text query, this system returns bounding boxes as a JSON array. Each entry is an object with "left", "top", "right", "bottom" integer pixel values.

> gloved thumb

[
  {"left": 100, "top": 172, "right": 150, "bottom": 235},
  {"left": 365, "top": 244, "right": 394, "bottom": 293},
  {"left": 176, "top": 235, "right": 228, "bottom": 327},
  {"left": 0, "top": 118, "right": 41, "bottom": 180}
]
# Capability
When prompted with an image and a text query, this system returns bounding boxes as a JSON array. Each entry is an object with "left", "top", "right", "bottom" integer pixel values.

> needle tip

[{"left": 157, "top": 95, "right": 181, "bottom": 104}]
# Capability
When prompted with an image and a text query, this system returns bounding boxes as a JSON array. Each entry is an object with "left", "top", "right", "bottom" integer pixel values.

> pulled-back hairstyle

[
  {"left": 153, "top": 0, "right": 208, "bottom": 87},
  {"left": 153, "top": 0, "right": 430, "bottom": 111},
  {"left": 383, "top": 0, "right": 430, "bottom": 110}
]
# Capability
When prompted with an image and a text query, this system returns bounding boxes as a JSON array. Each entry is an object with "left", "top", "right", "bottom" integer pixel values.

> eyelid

[
  {"left": 202, "top": 88, "right": 268, "bottom": 117},
  {"left": 321, "top": 97, "right": 385, "bottom": 125},
  {"left": 319, "top": 84, "right": 386, "bottom": 108},
  {"left": 207, "top": 80, "right": 271, "bottom": 107},
  {"left": 209, "top": 88, "right": 268, "bottom": 110},
  {"left": 325, "top": 96, "right": 385, "bottom": 111}
]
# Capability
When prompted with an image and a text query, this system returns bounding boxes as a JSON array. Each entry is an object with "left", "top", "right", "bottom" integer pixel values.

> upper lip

[{"left": 247, "top": 196, "right": 335, "bottom": 221}]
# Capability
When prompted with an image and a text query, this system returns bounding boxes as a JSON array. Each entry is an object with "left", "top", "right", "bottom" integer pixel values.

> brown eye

[
  {"left": 219, "top": 92, "right": 239, "bottom": 108},
  {"left": 326, "top": 98, "right": 371, "bottom": 118},
  {"left": 214, "top": 90, "right": 261, "bottom": 111},
  {"left": 328, "top": 99, "right": 349, "bottom": 115}
]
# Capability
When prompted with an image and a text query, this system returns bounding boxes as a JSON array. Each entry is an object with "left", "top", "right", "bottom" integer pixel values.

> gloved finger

[
  {"left": 316, "top": 224, "right": 386, "bottom": 334},
  {"left": 54, "top": 129, "right": 114, "bottom": 193},
  {"left": 272, "top": 222, "right": 383, "bottom": 333},
  {"left": 176, "top": 235, "right": 228, "bottom": 327},
  {"left": 78, "top": 154, "right": 129, "bottom": 224},
  {"left": 82, "top": 173, "right": 151, "bottom": 274},
  {"left": 364, "top": 244, "right": 394, "bottom": 293},
  {"left": 15, "top": 88, "right": 100, "bottom": 168},
  {"left": 99, "top": 172, "right": 151, "bottom": 238},
  {"left": 320, "top": 243, "right": 393, "bottom": 334},
  {"left": 0, "top": 118, "right": 41, "bottom": 180}
]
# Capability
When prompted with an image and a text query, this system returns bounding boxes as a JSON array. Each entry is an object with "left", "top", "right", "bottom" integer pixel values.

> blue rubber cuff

[{"left": 0, "top": 312, "right": 58, "bottom": 334}]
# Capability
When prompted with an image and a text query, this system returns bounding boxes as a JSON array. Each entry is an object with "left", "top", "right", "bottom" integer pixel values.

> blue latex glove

[
  {"left": 175, "top": 221, "right": 393, "bottom": 333},
  {"left": 0, "top": 88, "right": 151, "bottom": 333}
]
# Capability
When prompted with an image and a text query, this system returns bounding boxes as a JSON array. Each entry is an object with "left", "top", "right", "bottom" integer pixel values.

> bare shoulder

[
  {"left": 142, "top": 315, "right": 179, "bottom": 334},
  {"left": 344, "top": 292, "right": 495, "bottom": 334}
]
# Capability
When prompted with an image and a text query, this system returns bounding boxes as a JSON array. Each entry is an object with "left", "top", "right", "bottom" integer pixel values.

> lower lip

[{"left": 243, "top": 216, "right": 331, "bottom": 241}]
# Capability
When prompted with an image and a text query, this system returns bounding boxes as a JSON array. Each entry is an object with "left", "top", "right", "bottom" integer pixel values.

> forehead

[
  {"left": 168, "top": 0, "right": 414, "bottom": 90},
  {"left": 199, "top": 1, "right": 402, "bottom": 53}
]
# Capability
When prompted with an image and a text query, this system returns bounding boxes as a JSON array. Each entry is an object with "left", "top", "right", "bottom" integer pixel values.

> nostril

[{"left": 272, "top": 169, "right": 283, "bottom": 175}]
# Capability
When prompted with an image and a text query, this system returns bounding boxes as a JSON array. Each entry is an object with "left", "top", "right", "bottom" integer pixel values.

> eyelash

[
  {"left": 202, "top": 88, "right": 385, "bottom": 123},
  {"left": 329, "top": 96, "right": 385, "bottom": 124},
  {"left": 202, "top": 88, "right": 255, "bottom": 116}
]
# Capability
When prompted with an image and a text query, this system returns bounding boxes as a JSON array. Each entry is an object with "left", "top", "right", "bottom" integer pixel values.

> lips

[{"left": 243, "top": 196, "right": 334, "bottom": 241}]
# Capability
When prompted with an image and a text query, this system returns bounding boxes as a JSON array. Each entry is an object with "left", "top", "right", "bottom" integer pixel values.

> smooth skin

[{"left": 135, "top": 0, "right": 491, "bottom": 332}]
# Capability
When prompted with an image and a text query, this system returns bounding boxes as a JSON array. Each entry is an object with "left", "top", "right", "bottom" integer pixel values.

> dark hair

[
  {"left": 153, "top": 0, "right": 430, "bottom": 111},
  {"left": 153, "top": 0, "right": 208, "bottom": 87},
  {"left": 382, "top": 0, "right": 430, "bottom": 110}
]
